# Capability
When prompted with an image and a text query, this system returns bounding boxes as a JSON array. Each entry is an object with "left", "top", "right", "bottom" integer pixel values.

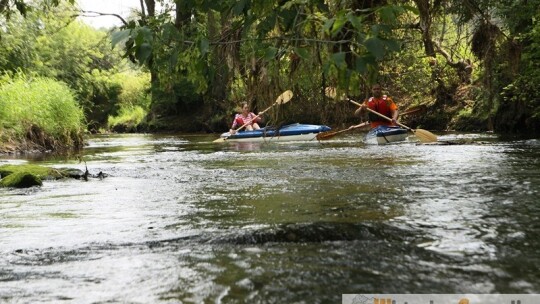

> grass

[
  {"left": 0, "top": 74, "right": 85, "bottom": 152},
  {"left": 107, "top": 105, "right": 147, "bottom": 132}
]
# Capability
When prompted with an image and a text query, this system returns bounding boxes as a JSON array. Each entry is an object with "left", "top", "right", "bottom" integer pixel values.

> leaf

[
  {"left": 347, "top": 14, "right": 363, "bottom": 31},
  {"left": 331, "top": 52, "right": 346, "bottom": 68},
  {"left": 365, "top": 37, "right": 385, "bottom": 60},
  {"left": 280, "top": 7, "right": 298, "bottom": 30},
  {"left": 293, "top": 47, "right": 310, "bottom": 60},
  {"left": 384, "top": 39, "right": 401, "bottom": 52},
  {"left": 403, "top": 4, "right": 419, "bottom": 15},
  {"left": 258, "top": 14, "right": 277, "bottom": 34},
  {"left": 322, "top": 18, "right": 334, "bottom": 35},
  {"left": 162, "top": 23, "right": 179, "bottom": 42},
  {"left": 354, "top": 56, "right": 367, "bottom": 74},
  {"left": 371, "top": 24, "right": 392, "bottom": 36},
  {"left": 377, "top": 5, "right": 403, "bottom": 24},
  {"left": 322, "top": 61, "right": 332, "bottom": 75},
  {"left": 199, "top": 37, "right": 210, "bottom": 55},
  {"left": 139, "top": 27, "right": 153, "bottom": 43},
  {"left": 331, "top": 14, "right": 347, "bottom": 37},
  {"left": 169, "top": 51, "right": 178, "bottom": 69},
  {"left": 264, "top": 47, "right": 278, "bottom": 61},
  {"left": 233, "top": 0, "right": 248, "bottom": 15},
  {"left": 111, "top": 30, "right": 132, "bottom": 48},
  {"left": 135, "top": 43, "right": 152, "bottom": 65}
]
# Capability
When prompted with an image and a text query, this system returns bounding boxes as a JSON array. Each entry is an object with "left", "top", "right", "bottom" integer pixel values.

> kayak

[
  {"left": 218, "top": 123, "right": 331, "bottom": 142},
  {"left": 364, "top": 125, "right": 408, "bottom": 145}
]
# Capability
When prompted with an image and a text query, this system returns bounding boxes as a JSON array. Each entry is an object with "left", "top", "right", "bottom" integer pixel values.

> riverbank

[{"left": 0, "top": 76, "right": 86, "bottom": 155}]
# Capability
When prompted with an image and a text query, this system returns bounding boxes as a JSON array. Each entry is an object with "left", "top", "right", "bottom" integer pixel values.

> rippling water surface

[{"left": 1, "top": 133, "right": 539, "bottom": 303}]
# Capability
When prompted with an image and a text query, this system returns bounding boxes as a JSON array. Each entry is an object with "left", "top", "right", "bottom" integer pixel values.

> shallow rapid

[{"left": 1, "top": 132, "right": 539, "bottom": 302}]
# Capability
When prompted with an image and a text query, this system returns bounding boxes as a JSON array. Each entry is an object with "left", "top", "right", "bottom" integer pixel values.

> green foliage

[
  {"left": 0, "top": 74, "right": 85, "bottom": 150},
  {"left": 105, "top": 71, "right": 151, "bottom": 132},
  {"left": 0, "top": 0, "right": 76, "bottom": 19},
  {"left": 0, "top": 3, "right": 133, "bottom": 132},
  {"left": 107, "top": 106, "right": 147, "bottom": 132},
  {"left": 493, "top": 3, "right": 540, "bottom": 133},
  {"left": 109, "top": 0, "right": 411, "bottom": 124},
  {"left": 113, "top": 72, "right": 151, "bottom": 109},
  {"left": 3, "top": 0, "right": 539, "bottom": 135}
]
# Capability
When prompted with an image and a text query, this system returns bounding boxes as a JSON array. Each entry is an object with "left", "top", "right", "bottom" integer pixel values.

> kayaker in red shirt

[
  {"left": 229, "top": 102, "right": 262, "bottom": 134},
  {"left": 355, "top": 83, "right": 399, "bottom": 128}
]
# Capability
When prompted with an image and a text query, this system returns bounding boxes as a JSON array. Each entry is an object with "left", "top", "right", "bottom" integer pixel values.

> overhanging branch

[{"left": 80, "top": 10, "right": 128, "bottom": 26}]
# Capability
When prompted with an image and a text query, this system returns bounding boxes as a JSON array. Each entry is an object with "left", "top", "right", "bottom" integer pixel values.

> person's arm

[
  {"left": 389, "top": 99, "right": 398, "bottom": 124},
  {"left": 390, "top": 109, "right": 398, "bottom": 125},
  {"left": 230, "top": 115, "right": 239, "bottom": 134},
  {"left": 250, "top": 112, "right": 263, "bottom": 124},
  {"left": 349, "top": 121, "right": 369, "bottom": 129},
  {"left": 354, "top": 100, "right": 368, "bottom": 116}
]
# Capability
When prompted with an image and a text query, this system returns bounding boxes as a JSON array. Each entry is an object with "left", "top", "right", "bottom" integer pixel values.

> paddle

[
  {"left": 316, "top": 122, "right": 369, "bottom": 140},
  {"left": 213, "top": 90, "right": 293, "bottom": 143},
  {"left": 324, "top": 87, "right": 438, "bottom": 143},
  {"left": 401, "top": 104, "right": 427, "bottom": 116}
]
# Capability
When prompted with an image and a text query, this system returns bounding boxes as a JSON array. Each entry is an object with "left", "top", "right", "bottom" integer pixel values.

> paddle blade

[
  {"left": 213, "top": 137, "right": 226, "bottom": 143},
  {"left": 324, "top": 86, "right": 348, "bottom": 101},
  {"left": 414, "top": 128, "right": 437, "bottom": 143},
  {"left": 276, "top": 90, "right": 293, "bottom": 104},
  {"left": 324, "top": 87, "right": 337, "bottom": 99}
]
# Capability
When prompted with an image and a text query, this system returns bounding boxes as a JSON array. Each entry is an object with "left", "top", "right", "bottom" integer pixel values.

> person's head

[
  {"left": 371, "top": 83, "right": 383, "bottom": 98},
  {"left": 240, "top": 102, "right": 250, "bottom": 114}
]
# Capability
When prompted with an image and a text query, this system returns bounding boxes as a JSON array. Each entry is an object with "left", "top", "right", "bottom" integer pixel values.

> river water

[{"left": 1, "top": 132, "right": 539, "bottom": 303}]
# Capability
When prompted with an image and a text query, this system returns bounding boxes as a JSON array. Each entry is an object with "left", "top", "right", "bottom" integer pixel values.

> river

[{"left": 1, "top": 132, "right": 539, "bottom": 303}]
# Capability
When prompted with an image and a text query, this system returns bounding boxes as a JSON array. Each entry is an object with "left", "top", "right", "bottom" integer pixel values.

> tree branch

[{"left": 80, "top": 10, "right": 128, "bottom": 26}]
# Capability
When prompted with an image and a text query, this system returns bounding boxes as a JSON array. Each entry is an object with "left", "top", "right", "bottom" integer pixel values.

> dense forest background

[{"left": 1, "top": 0, "right": 539, "bottom": 152}]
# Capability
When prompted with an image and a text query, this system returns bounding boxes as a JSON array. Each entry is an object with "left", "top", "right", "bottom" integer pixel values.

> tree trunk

[
  {"left": 140, "top": 0, "right": 158, "bottom": 106},
  {"left": 175, "top": 0, "right": 191, "bottom": 29},
  {"left": 413, "top": 0, "right": 436, "bottom": 57}
]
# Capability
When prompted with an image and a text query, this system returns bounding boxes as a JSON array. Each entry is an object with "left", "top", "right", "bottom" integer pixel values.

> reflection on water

[{"left": 1, "top": 133, "right": 539, "bottom": 302}]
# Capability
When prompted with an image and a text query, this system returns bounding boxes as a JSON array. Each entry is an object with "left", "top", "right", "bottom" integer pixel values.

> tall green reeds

[
  {"left": 0, "top": 74, "right": 85, "bottom": 151},
  {"left": 107, "top": 72, "right": 150, "bottom": 132},
  {"left": 107, "top": 106, "right": 147, "bottom": 132}
]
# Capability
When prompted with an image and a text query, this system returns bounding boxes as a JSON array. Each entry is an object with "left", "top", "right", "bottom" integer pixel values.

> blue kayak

[
  {"left": 364, "top": 125, "right": 408, "bottom": 144},
  {"left": 218, "top": 123, "right": 331, "bottom": 142}
]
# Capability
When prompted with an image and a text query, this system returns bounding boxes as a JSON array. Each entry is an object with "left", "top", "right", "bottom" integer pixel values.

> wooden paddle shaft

[{"left": 316, "top": 121, "right": 369, "bottom": 140}]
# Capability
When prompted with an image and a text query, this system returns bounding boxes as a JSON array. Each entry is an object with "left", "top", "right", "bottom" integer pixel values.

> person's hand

[
  {"left": 229, "top": 129, "right": 236, "bottom": 134},
  {"left": 354, "top": 105, "right": 366, "bottom": 116}
]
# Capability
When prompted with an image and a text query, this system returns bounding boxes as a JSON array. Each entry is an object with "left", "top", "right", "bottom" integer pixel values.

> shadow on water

[{"left": 1, "top": 132, "right": 540, "bottom": 302}]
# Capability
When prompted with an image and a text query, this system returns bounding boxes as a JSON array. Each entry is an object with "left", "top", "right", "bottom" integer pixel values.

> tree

[
  {"left": 109, "top": 0, "right": 410, "bottom": 130},
  {"left": 0, "top": 0, "right": 74, "bottom": 18}
]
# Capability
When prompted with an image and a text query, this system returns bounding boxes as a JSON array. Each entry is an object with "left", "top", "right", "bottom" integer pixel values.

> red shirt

[
  {"left": 364, "top": 95, "right": 397, "bottom": 128},
  {"left": 231, "top": 112, "right": 260, "bottom": 129}
]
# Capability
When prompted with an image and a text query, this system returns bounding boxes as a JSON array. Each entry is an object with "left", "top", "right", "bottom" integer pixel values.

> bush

[
  {"left": 107, "top": 106, "right": 147, "bottom": 132},
  {"left": 106, "top": 71, "right": 151, "bottom": 132},
  {"left": 0, "top": 74, "right": 85, "bottom": 151}
]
